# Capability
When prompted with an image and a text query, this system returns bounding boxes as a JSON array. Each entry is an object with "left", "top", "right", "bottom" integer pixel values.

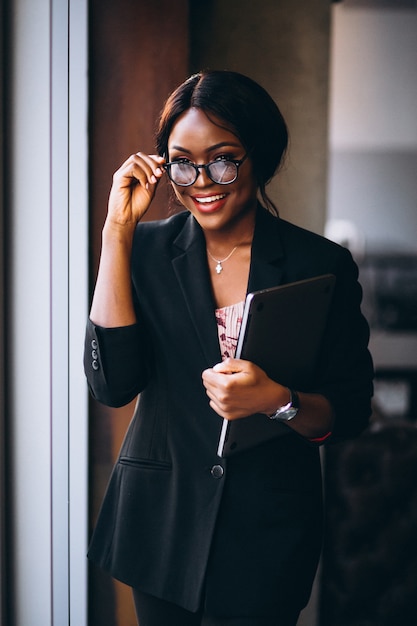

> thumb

[{"left": 212, "top": 357, "right": 243, "bottom": 375}]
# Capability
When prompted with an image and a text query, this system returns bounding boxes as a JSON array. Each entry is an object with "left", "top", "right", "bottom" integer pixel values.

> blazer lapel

[
  {"left": 171, "top": 215, "right": 222, "bottom": 366},
  {"left": 170, "top": 207, "right": 286, "bottom": 366},
  {"left": 247, "top": 205, "right": 286, "bottom": 294}
]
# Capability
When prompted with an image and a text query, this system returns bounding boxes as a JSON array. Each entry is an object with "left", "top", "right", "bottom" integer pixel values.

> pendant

[{"left": 215, "top": 262, "right": 223, "bottom": 274}]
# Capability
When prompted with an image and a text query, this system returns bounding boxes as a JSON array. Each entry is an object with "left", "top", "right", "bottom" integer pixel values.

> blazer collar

[
  {"left": 248, "top": 204, "right": 285, "bottom": 293},
  {"left": 170, "top": 206, "right": 286, "bottom": 365},
  {"left": 171, "top": 216, "right": 221, "bottom": 366}
]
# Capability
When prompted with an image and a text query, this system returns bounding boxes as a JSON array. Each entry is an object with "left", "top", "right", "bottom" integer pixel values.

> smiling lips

[{"left": 192, "top": 193, "right": 227, "bottom": 211}]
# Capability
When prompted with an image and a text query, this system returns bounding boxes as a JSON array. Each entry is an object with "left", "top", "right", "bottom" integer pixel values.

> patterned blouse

[{"left": 215, "top": 301, "right": 245, "bottom": 360}]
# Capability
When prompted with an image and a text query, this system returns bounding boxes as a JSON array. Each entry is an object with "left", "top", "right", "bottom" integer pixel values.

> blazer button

[
  {"left": 92, "top": 360, "right": 99, "bottom": 371},
  {"left": 92, "top": 349, "right": 98, "bottom": 359},
  {"left": 210, "top": 464, "right": 224, "bottom": 479},
  {"left": 91, "top": 339, "right": 98, "bottom": 350}
]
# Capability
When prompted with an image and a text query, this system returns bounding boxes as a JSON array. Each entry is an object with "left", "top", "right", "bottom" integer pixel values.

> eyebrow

[{"left": 169, "top": 141, "right": 242, "bottom": 154}]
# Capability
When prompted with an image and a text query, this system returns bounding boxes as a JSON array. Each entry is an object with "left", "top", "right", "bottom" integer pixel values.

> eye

[
  {"left": 172, "top": 157, "right": 192, "bottom": 164},
  {"left": 213, "top": 154, "right": 234, "bottom": 163}
]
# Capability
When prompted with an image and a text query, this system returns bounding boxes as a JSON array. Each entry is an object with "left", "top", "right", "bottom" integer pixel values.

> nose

[{"left": 193, "top": 164, "right": 213, "bottom": 186}]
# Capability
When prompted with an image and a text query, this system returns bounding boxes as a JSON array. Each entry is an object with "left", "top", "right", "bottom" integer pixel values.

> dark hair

[{"left": 155, "top": 70, "right": 289, "bottom": 215}]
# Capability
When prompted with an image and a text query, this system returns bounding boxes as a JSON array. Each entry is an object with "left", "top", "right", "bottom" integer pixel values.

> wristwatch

[{"left": 268, "top": 388, "right": 300, "bottom": 421}]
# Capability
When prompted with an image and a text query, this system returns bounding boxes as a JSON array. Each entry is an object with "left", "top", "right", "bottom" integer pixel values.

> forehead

[{"left": 168, "top": 108, "right": 242, "bottom": 153}]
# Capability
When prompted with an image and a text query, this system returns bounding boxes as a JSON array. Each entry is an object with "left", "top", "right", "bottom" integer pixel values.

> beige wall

[{"left": 190, "top": 0, "right": 331, "bottom": 235}]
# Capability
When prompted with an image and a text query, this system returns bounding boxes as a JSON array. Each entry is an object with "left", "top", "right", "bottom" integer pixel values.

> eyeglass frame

[{"left": 163, "top": 154, "right": 248, "bottom": 187}]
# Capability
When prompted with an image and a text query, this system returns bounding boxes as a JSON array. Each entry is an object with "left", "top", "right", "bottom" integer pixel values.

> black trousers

[{"left": 132, "top": 589, "right": 300, "bottom": 626}]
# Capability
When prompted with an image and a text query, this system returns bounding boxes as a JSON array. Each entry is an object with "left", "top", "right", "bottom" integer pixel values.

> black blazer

[{"left": 84, "top": 206, "right": 373, "bottom": 616}]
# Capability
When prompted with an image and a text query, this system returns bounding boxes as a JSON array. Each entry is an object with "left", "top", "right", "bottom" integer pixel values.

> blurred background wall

[
  {"left": 328, "top": 2, "right": 417, "bottom": 253},
  {"left": 322, "top": 3, "right": 417, "bottom": 623}
]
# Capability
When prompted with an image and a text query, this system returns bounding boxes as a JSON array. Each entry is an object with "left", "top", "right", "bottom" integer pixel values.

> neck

[{"left": 203, "top": 208, "right": 256, "bottom": 256}]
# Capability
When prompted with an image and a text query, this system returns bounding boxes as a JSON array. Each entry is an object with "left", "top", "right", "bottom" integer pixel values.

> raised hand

[{"left": 107, "top": 152, "right": 166, "bottom": 227}]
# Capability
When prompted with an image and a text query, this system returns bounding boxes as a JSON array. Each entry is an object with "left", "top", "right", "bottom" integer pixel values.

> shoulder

[
  {"left": 131, "top": 211, "right": 192, "bottom": 261},
  {"left": 278, "top": 217, "right": 348, "bottom": 259},
  {"left": 280, "top": 221, "right": 356, "bottom": 283},
  {"left": 134, "top": 210, "right": 190, "bottom": 241},
  {"left": 257, "top": 207, "right": 353, "bottom": 270}
]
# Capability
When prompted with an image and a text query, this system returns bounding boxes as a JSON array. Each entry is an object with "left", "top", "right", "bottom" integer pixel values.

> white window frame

[{"left": 7, "top": 0, "right": 88, "bottom": 623}]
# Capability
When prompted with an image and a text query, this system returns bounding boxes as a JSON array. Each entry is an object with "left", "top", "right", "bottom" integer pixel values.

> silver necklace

[{"left": 207, "top": 246, "right": 238, "bottom": 274}]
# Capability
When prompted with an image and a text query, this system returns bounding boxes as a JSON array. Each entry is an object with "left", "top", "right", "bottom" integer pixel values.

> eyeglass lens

[{"left": 169, "top": 160, "right": 238, "bottom": 185}]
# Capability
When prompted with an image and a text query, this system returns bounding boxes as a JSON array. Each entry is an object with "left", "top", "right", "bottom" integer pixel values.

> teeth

[{"left": 196, "top": 194, "right": 226, "bottom": 204}]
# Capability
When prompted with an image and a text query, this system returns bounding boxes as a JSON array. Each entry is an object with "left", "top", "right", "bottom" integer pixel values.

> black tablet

[{"left": 217, "top": 274, "right": 336, "bottom": 457}]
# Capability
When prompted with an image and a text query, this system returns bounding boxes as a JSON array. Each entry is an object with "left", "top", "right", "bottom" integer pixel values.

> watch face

[
  {"left": 273, "top": 407, "right": 298, "bottom": 421},
  {"left": 285, "top": 407, "right": 298, "bottom": 420},
  {"left": 269, "top": 389, "right": 299, "bottom": 421}
]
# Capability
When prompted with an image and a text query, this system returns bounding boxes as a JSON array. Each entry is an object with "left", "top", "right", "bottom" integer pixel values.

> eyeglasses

[{"left": 163, "top": 155, "right": 248, "bottom": 187}]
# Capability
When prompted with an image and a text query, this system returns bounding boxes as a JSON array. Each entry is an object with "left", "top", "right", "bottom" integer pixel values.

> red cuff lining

[{"left": 309, "top": 431, "right": 332, "bottom": 443}]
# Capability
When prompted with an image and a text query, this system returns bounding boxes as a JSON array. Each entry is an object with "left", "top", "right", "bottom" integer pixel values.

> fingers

[
  {"left": 202, "top": 359, "right": 281, "bottom": 420},
  {"left": 212, "top": 357, "right": 244, "bottom": 375},
  {"left": 203, "top": 359, "right": 250, "bottom": 385},
  {"left": 114, "top": 152, "right": 165, "bottom": 189},
  {"left": 107, "top": 153, "right": 166, "bottom": 225},
  {"left": 203, "top": 359, "right": 246, "bottom": 386},
  {"left": 205, "top": 384, "right": 240, "bottom": 420},
  {"left": 202, "top": 359, "right": 251, "bottom": 420}
]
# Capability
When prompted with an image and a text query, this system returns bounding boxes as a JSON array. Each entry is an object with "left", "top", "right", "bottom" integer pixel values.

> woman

[{"left": 84, "top": 70, "right": 374, "bottom": 626}]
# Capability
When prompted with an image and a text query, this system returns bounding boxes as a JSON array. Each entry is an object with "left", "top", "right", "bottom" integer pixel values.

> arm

[
  {"left": 85, "top": 152, "right": 165, "bottom": 406},
  {"left": 90, "top": 152, "right": 165, "bottom": 327},
  {"left": 202, "top": 249, "right": 373, "bottom": 442}
]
